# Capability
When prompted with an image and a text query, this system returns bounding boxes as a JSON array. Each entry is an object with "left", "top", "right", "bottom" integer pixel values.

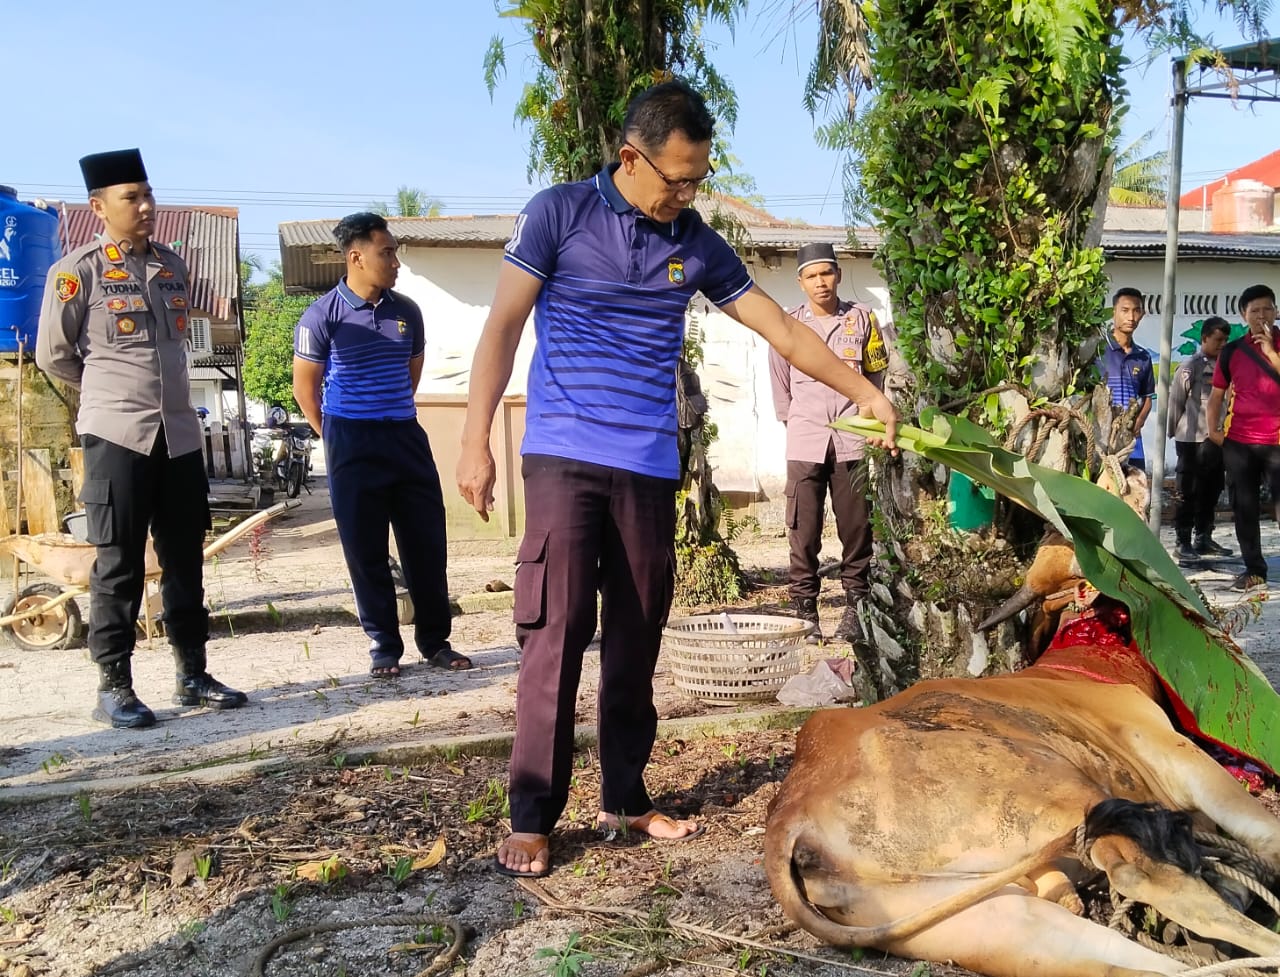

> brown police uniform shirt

[
  {"left": 769, "top": 299, "right": 888, "bottom": 464},
  {"left": 36, "top": 237, "right": 203, "bottom": 457}
]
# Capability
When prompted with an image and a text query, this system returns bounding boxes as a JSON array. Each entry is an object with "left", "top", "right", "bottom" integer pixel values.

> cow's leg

[
  {"left": 1021, "top": 866, "right": 1084, "bottom": 914},
  {"left": 1115, "top": 719, "right": 1280, "bottom": 865},
  {"left": 890, "top": 889, "right": 1185, "bottom": 977},
  {"left": 1091, "top": 834, "right": 1280, "bottom": 957}
]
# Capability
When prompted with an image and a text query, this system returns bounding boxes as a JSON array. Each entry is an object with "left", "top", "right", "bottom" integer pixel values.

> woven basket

[{"left": 663, "top": 613, "right": 812, "bottom": 705}]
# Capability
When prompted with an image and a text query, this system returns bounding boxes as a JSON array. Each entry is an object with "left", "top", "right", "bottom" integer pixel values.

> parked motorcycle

[{"left": 253, "top": 408, "right": 316, "bottom": 499}]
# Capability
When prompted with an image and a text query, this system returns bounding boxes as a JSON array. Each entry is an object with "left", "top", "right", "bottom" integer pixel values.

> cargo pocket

[
  {"left": 784, "top": 474, "right": 799, "bottom": 531},
  {"left": 79, "top": 478, "right": 114, "bottom": 545},
  {"left": 513, "top": 530, "right": 549, "bottom": 627}
]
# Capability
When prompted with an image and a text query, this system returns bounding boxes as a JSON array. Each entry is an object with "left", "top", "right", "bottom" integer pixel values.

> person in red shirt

[{"left": 1206, "top": 284, "right": 1280, "bottom": 592}]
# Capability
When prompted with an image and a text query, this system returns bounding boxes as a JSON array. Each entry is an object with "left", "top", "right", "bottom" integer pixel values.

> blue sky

[{"left": 8, "top": 1, "right": 1278, "bottom": 272}]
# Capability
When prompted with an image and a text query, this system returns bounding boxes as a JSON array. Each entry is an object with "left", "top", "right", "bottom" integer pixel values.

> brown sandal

[
  {"left": 596, "top": 810, "right": 705, "bottom": 843},
  {"left": 493, "top": 833, "right": 551, "bottom": 878}
]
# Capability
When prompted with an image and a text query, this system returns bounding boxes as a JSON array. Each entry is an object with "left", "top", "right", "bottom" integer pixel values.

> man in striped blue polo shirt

[
  {"left": 293, "top": 213, "right": 469, "bottom": 678},
  {"left": 457, "top": 80, "right": 898, "bottom": 878}
]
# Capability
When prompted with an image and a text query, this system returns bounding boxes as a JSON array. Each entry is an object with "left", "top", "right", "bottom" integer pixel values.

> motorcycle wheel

[{"left": 286, "top": 461, "right": 305, "bottom": 498}]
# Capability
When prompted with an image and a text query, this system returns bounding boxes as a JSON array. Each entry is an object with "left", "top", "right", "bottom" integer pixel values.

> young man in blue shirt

[
  {"left": 457, "top": 80, "right": 898, "bottom": 878},
  {"left": 293, "top": 213, "right": 469, "bottom": 678},
  {"left": 1097, "top": 287, "right": 1156, "bottom": 473}
]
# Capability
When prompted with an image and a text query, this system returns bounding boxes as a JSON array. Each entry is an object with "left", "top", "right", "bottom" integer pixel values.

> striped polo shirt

[
  {"left": 504, "top": 164, "right": 753, "bottom": 479},
  {"left": 294, "top": 278, "right": 425, "bottom": 421}
]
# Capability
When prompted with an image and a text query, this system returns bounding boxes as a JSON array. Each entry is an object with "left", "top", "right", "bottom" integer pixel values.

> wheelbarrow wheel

[{"left": 3, "top": 583, "right": 84, "bottom": 652}]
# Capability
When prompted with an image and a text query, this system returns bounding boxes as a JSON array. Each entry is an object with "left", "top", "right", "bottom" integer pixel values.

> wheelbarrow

[{"left": 0, "top": 500, "right": 301, "bottom": 652}]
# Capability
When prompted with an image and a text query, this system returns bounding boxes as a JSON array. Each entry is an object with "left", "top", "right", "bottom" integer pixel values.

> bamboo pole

[{"left": 11, "top": 332, "right": 24, "bottom": 593}]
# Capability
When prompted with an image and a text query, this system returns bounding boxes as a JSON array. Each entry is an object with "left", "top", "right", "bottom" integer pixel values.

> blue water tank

[{"left": 0, "top": 186, "right": 61, "bottom": 354}]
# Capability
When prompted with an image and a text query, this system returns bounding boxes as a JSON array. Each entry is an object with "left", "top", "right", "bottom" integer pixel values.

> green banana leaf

[{"left": 833, "top": 408, "right": 1280, "bottom": 774}]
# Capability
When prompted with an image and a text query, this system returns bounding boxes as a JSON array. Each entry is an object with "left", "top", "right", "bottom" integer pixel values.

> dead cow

[{"left": 764, "top": 531, "right": 1280, "bottom": 977}]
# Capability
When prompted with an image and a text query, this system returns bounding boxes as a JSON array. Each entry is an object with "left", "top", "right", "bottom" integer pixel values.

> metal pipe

[{"left": 1149, "top": 58, "right": 1187, "bottom": 535}]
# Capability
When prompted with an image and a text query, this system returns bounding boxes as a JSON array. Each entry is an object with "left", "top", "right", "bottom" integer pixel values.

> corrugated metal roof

[
  {"left": 55, "top": 203, "right": 241, "bottom": 324},
  {"left": 280, "top": 203, "right": 1280, "bottom": 293},
  {"left": 1102, "top": 231, "right": 1280, "bottom": 260},
  {"left": 279, "top": 198, "right": 874, "bottom": 293}
]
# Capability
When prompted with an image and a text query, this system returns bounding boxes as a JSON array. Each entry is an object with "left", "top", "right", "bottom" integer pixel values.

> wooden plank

[
  {"left": 20, "top": 448, "right": 59, "bottom": 535},
  {"left": 227, "top": 427, "right": 246, "bottom": 479},
  {"left": 68, "top": 448, "right": 85, "bottom": 500},
  {"left": 201, "top": 429, "right": 212, "bottom": 476},
  {"left": 210, "top": 422, "right": 228, "bottom": 479},
  {"left": 0, "top": 478, "right": 10, "bottom": 536}
]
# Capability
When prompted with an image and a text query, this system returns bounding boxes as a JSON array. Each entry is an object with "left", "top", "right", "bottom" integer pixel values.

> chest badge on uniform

[
  {"left": 668, "top": 259, "right": 685, "bottom": 285},
  {"left": 1132, "top": 365, "right": 1141, "bottom": 377},
  {"left": 104, "top": 268, "right": 130, "bottom": 281},
  {"left": 116, "top": 317, "right": 137, "bottom": 336},
  {"left": 106, "top": 297, "right": 128, "bottom": 312},
  {"left": 396, "top": 319, "right": 407, "bottom": 335},
  {"left": 841, "top": 346, "right": 858, "bottom": 359},
  {"left": 55, "top": 272, "right": 80, "bottom": 302},
  {"left": 169, "top": 296, "right": 187, "bottom": 309},
  {"left": 102, "top": 243, "right": 124, "bottom": 264},
  {"left": 132, "top": 297, "right": 147, "bottom": 310},
  {"left": 175, "top": 315, "right": 187, "bottom": 332},
  {"left": 156, "top": 267, "right": 175, "bottom": 280}
]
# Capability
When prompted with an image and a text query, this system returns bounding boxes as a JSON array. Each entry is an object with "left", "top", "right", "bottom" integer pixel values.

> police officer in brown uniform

[
  {"left": 35, "top": 148, "right": 247, "bottom": 728},
  {"left": 769, "top": 243, "right": 890, "bottom": 645}
]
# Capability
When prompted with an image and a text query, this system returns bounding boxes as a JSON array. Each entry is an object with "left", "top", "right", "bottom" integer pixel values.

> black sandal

[
  {"left": 370, "top": 663, "right": 402, "bottom": 679},
  {"left": 424, "top": 648, "right": 472, "bottom": 671}
]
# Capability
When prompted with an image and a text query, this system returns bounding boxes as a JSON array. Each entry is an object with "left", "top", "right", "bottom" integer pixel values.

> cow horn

[{"left": 978, "top": 584, "right": 1040, "bottom": 631}]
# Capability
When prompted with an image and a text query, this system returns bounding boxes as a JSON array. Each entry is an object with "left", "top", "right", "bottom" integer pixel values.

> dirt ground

[{"left": 2, "top": 466, "right": 1279, "bottom": 977}]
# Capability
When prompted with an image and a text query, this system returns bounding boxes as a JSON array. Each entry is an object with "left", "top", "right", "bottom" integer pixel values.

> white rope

[{"left": 1176, "top": 957, "right": 1280, "bottom": 977}]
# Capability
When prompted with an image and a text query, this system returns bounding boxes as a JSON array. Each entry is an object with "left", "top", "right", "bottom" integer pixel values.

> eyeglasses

[{"left": 624, "top": 142, "right": 715, "bottom": 191}]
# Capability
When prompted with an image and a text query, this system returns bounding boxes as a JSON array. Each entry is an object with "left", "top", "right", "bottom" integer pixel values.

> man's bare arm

[{"left": 458, "top": 262, "right": 542, "bottom": 519}]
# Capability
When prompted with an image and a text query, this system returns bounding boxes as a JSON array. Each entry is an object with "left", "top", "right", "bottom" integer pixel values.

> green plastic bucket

[{"left": 947, "top": 471, "right": 995, "bottom": 531}]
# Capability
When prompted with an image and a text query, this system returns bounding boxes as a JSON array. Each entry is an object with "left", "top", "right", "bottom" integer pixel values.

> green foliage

[
  {"left": 535, "top": 932, "right": 595, "bottom": 977},
  {"left": 483, "top": 0, "right": 745, "bottom": 183},
  {"left": 242, "top": 265, "right": 312, "bottom": 414},
  {"left": 838, "top": 411, "right": 1280, "bottom": 772},
  {"left": 1109, "top": 128, "right": 1167, "bottom": 206},
  {"left": 851, "top": 0, "right": 1118, "bottom": 405},
  {"left": 370, "top": 186, "right": 443, "bottom": 217}
]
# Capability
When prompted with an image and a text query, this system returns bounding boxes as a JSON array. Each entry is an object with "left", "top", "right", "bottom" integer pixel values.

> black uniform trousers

[
  {"left": 509, "top": 455, "right": 677, "bottom": 835},
  {"left": 81, "top": 429, "right": 210, "bottom": 666},
  {"left": 324, "top": 415, "right": 451, "bottom": 667},
  {"left": 785, "top": 442, "right": 873, "bottom": 602},
  {"left": 1222, "top": 439, "right": 1280, "bottom": 579},
  {"left": 1173, "top": 439, "right": 1226, "bottom": 544}
]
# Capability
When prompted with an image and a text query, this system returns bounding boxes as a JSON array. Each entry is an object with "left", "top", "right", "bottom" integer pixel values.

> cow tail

[{"left": 766, "top": 822, "right": 1077, "bottom": 948}]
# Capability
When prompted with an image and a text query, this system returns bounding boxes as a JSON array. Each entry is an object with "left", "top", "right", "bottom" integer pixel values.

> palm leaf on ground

[{"left": 835, "top": 409, "right": 1280, "bottom": 773}]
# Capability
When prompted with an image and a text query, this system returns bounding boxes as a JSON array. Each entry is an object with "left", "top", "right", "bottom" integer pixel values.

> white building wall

[{"left": 393, "top": 243, "right": 1280, "bottom": 499}]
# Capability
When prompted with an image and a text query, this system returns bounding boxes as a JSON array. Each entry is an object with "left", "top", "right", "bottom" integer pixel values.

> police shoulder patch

[
  {"left": 55, "top": 272, "right": 80, "bottom": 303},
  {"left": 668, "top": 258, "right": 685, "bottom": 285}
]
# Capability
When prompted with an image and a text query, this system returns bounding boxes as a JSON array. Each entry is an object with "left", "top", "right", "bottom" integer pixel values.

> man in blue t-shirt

[
  {"left": 1097, "top": 286, "right": 1156, "bottom": 472},
  {"left": 293, "top": 213, "right": 469, "bottom": 678},
  {"left": 457, "top": 80, "right": 899, "bottom": 879}
]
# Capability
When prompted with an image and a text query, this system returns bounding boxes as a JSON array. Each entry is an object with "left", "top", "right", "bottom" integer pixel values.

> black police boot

[
  {"left": 794, "top": 596, "right": 822, "bottom": 645},
  {"left": 173, "top": 647, "right": 249, "bottom": 709},
  {"left": 832, "top": 594, "right": 866, "bottom": 644},
  {"left": 1194, "top": 534, "right": 1233, "bottom": 557},
  {"left": 93, "top": 660, "right": 157, "bottom": 729}
]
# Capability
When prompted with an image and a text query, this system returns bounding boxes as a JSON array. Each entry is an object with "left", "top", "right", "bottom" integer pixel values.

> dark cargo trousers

[
  {"left": 1173, "top": 439, "right": 1226, "bottom": 543},
  {"left": 785, "top": 443, "right": 872, "bottom": 602},
  {"left": 81, "top": 429, "right": 210, "bottom": 666},
  {"left": 324, "top": 416, "right": 452, "bottom": 668},
  {"left": 508, "top": 455, "right": 678, "bottom": 835},
  {"left": 1222, "top": 439, "right": 1280, "bottom": 579}
]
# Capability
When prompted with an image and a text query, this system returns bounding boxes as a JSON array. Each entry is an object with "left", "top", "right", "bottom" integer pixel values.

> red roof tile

[{"left": 1180, "top": 149, "right": 1280, "bottom": 208}]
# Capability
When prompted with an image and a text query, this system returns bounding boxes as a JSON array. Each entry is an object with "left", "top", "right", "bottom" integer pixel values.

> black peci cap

[
  {"left": 79, "top": 149, "right": 148, "bottom": 193},
  {"left": 796, "top": 242, "right": 838, "bottom": 273}
]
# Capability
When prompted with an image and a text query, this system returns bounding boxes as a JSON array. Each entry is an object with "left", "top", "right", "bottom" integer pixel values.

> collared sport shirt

[
  {"left": 769, "top": 299, "right": 888, "bottom": 464},
  {"left": 503, "top": 164, "right": 754, "bottom": 480},
  {"left": 1214, "top": 328, "right": 1280, "bottom": 445},
  {"left": 1097, "top": 333, "right": 1156, "bottom": 461},
  {"left": 36, "top": 237, "right": 202, "bottom": 457},
  {"left": 294, "top": 279, "right": 426, "bottom": 421}
]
